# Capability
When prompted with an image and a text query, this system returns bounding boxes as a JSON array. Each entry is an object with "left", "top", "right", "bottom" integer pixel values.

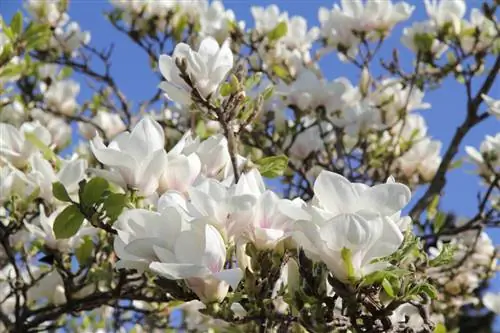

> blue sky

[{"left": 1, "top": 0, "right": 500, "bottom": 321}]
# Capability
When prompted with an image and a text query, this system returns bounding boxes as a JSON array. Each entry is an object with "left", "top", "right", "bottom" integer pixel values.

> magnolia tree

[{"left": 0, "top": 0, "right": 499, "bottom": 332}]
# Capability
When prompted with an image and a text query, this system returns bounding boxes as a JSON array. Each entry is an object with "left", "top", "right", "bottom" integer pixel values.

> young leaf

[
  {"left": 382, "top": 278, "right": 395, "bottom": 298},
  {"left": 75, "top": 237, "right": 94, "bottom": 265},
  {"left": 53, "top": 205, "right": 85, "bottom": 239},
  {"left": 24, "top": 132, "right": 61, "bottom": 168},
  {"left": 11, "top": 12, "right": 23, "bottom": 37},
  {"left": 255, "top": 155, "right": 288, "bottom": 178},
  {"left": 267, "top": 21, "right": 288, "bottom": 41},
  {"left": 103, "top": 193, "right": 127, "bottom": 222},
  {"left": 81, "top": 177, "right": 109, "bottom": 206},
  {"left": 53, "top": 182, "right": 72, "bottom": 203}
]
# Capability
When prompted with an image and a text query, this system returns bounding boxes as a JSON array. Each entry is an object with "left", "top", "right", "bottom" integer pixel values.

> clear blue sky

[{"left": 2, "top": 0, "right": 500, "bottom": 309}]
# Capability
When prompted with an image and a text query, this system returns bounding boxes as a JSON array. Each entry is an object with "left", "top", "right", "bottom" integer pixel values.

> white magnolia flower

[
  {"left": 29, "top": 153, "right": 87, "bottom": 202},
  {"left": 370, "top": 78, "right": 430, "bottom": 124},
  {"left": 0, "top": 166, "right": 37, "bottom": 204},
  {"left": 481, "top": 94, "right": 500, "bottom": 119},
  {"left": 25, "top": 0, "right": 69, "bottom": 27},
  {"left": 0, "top": 100, "right": 26, "bottom": 126},
  {"left": 177, "top": 132, "right": 245, "bottom": 184},
  {"left": 319, "top": 0, "right": 413, "bottom": 57},
  {"left": 78, "top": 110, "right": 127, "bottom": 140},
  {"left": 199, "top": 1, "right": 239, "bottom": 42},
  {"left": 114, "top": 204, "right": 242, "bottom": 303},
  {"left": 158, "top": 37, "right": 233, "bottom": 105},
  {"left": 52, "top": 21, "right": 91, "bottom": 55},
  {"left": 399, "top": 137, "right": 442, "bottom": 181},
  {"left": 391, "top": 304, "right": 424, "bottom": 329},
  {"left": 230, "top": 169, "right": 296, "bottom": 249},
  {"left": 251, "top": 5, "right": 288, "bottom": 35},
  {"left": 311, "top": 170, "right": 411, "bottom": 221},
  {"left": 90, "top": 117, "right": 167, "bottom": 196},
  {"left": 401, "top": 21, "right": 448, "bottom": 57},
  {"left": 483, "top": 292, "right": 500, "bottom": 314},
  {"left": 43, "top": 80, "right": 80, "bottom": 116},
  {"left": 0, "top": 122, "right": 52, "bottom": 168},
  {"left": 294, "top": 213, "right": 404, "bottom": 282},
  {"left": 424, "top": 0, "right": 466, "bottom": 34},
  {"left": 287, "top": 118, "right": 334, "bottom": 161}
]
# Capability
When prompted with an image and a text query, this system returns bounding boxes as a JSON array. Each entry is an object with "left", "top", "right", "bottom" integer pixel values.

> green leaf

[
  {"left": 382, "top": 278, "right": 395, "bottom": 298},
  {"left": 271, "top": 64, "right": 289, "bottom": 80},
  {"left": 60, "top": 66, "right": 73, "bottom": 79},
  {"left": 53, "top": 205, "right": 85, "bottom": 239},
  {"left": 429, "top": 243, "right": 457, "bottom": 267},
  {"left": 419, "top": 283, "right": 438, "bottom": 299},
  {"left": 10, "top": 12, "right": 23, "bottom": 37},
  {"left": 413, "top": 33, "right": 434, "bottom": 53},
  {"left": 245, "top": 73, "right": 262, "bottom": 90},
  {"left": 220, "top": 82, "right": 233, "bottom": 97},
  {"left": 24, "top": 132, "right": 61, "bottom": 168},
  {"left": 103, "top": 193, "right": 127, "bottom": 222},
  {"left": 434, "top": 323, "right": 447, "bottom": 333},
  {"left": 255, "top": 155, "right": 288, "bottom": 178},
  {"left": 267, "top": 21, "right": 288, "bottom": 41},
  {"left": 433, "top": 212, "right": 447, "bottom": 233},
  {"left": 427, "top": 195, "right": 439, "bottom": 219},
  {"left": 262, "top": 86, "right": 274, "bottom": 100},
  {"left": 81, "top": 177, "right": 109, "bottom": 207},
  {"left": 75, "top": 236, "right": 94, "bottom": 265},
  {"left": 53, "top": 182, "right": 72, "bottom": 203}
]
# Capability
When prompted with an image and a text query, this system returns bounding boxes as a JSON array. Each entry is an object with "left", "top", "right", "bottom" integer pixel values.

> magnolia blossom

[
  {"left": 287, "top": 119, "right": 334, "bottom": 161},
  {"left": 370, "top": 79, "right": 430, "bottom": 124},
  {"left": 319, "top": 0, "right": 413, "bottom": 57},
  {"left": 465, "top": 133, "right": 500, "bottom": 177},
  {"left": 290, "top": 171, "right": 410, "bottom": 282},
  {"left": 113, "top": 204, "right": 242, "bottom": 303},
  {"left": 0, "top": 166, "right": 37, "bottom": 204},
  {"left": 43, "top": 80, "right": 80, "bottom": 116},
  {"left": 158, "top": 37, "right": 234, "bottom": 105},
  {"left": 52, "top": 21, "right": 91, "bottom": 55},
  {"left": 398, "top": 137, "right": 442, "bottom": 181},
  {"left": 199, "top": 1, "right": 240, "bottom": 42},
  {"left": 0, "top": 100, "right": 26, "bottom": 127},
  {"left": 424, "top": 0, "right": 466, "bottom": 34},
  {"left": 90, "top": 117, "right": 167, "bottom": 196},
  {"left": 481, "top": 94, "right": 500, "bottom": 119},
  {"left": 251, "top": 5, "right": 288, "bottom": 34},
  {"left": 24, "top": 0, "right": 69, "bottom": 27},
  {"left": 401, "top": 21, "right": 448, "bottom": 57},
  {"left": 0, "top": 122, "right": 52, "bottom": 168},
  {"left": 230, "top": 169, "right": 296, "bottom": 249},
  {"left": 29, "top": 153, "right": 87, "bottom": 202},
  {"left": 31, "top": 108, "right": 72, "bottom": 149},
  {"left": 78, "top": 110, "right": 127, "bottom": 140}
]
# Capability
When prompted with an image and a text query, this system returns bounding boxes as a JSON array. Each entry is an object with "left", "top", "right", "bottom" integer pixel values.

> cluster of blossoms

[
  {"left": 466, "top": 132, "right": 500, "bottom": 184},
  {"left": 319, "top": 0, "right": 414, "bottom": 59},
  {"left": 110, "top": 0, "right": 241, "bottom": 43},
  {"left": 402, "top": 0, "right": 499, "bottom": 59},
  {"left": 25, "top": 0, "right": 90, "bottom": 56},
  {"left": 428, "top": 230, "right": 497, "bottom": 315}
]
